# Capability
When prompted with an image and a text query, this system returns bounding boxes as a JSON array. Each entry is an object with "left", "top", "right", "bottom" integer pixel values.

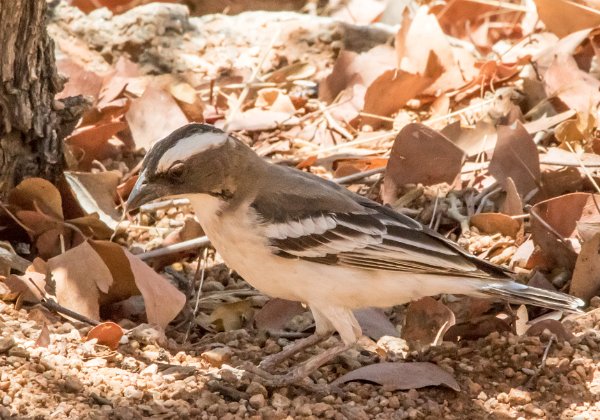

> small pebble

[{"left": 249, "top": 394, "right": 266, "bottom": 409}]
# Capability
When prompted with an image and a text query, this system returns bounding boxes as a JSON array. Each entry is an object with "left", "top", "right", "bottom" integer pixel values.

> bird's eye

[{"left": 167, "top": 162, "right": 185, "bottom": 181}]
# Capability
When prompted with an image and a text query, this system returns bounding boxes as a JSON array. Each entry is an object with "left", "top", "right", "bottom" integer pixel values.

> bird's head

[{"left": 126, "top": 123, "right": 256, "bottom": 211}]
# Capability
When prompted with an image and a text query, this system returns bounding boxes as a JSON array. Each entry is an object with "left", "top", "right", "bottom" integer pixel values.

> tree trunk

[{"left": 0, "top": 0, "right": 64, "bottom": 197}]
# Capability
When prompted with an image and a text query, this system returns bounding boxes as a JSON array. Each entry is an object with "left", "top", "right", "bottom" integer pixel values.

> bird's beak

[{"left": 125, "top": 171, "right": 163, "bottom": 212}]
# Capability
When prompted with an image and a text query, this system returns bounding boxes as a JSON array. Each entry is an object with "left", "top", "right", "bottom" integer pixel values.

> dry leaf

[
  {"left": 319, "top": 45, "right": 397, "bottom": 104},
  {"left": 441, "top": 119, "right": 497, "bottom": 157},
  {"left": 361, "top": 52, "right": 443, "bottom": 129},
  {"left": 530, "top": 193, "right": 600, "bottom": 269},
  {"left": 403, "top": 297, "right": 455, "bottom": 349},
  {"left": 4, "top": 259, "right": 48, "bottom": 302},
  {"left": 544, "top": 55, "right": 600, "bottom": 114},
  {"left": 56, "top": 58, "right": 103, "bottom": 100},
  {"left": 330, "top": 0, "right": 387, "bottom": 25},
  {"left": 470, "top": 213, "right": 521, "bottom": 238},
  {"left": 225, "top": 109, "right": 299, "bottom": 132},
  {"left": 354, "top": 308, "right": 400, "bottom": 340},
  {"left": 123, "top": 248, "right": 186, "bottom": 329},
  {"left": 253, "top": 298, "right": 306, "bottom": 331},
  {"left": 570, "top": 232, "right": 600, "bottom": 302},
  {"left": 332, "top": 361, "right": 460, "bottom": 391},
  {"left": 382, "top": 123, "right": 464, "bottom": 204},
  {"left": 47, "top": 241, "right": 112, "bottom": 321},
  {"left": 515, "top": 305, "right": 529, "bottom": 336},
  {"left": 526, "top": 319, "right": 574, "bottom": 342},
  {"left": 34, "top": 323, "right": 51, "bottom": 348},
  {"left": 66, "top": 121, "right": 128, "bottom": 170},
  {"left": 9, "top": 178, "right": 63, "bottom": 221},
  {"left": 397, "top": 7, "right": 476, "bottom": 94},
  {"left": 126, "top": 83, "right": 188, "bottom": 150},
  {"left": 444, "top": 315, "right": 512, "bottom": 342},
  {"left": 534, "top": 0, "right": 600, "bottom": 38},
  {"left": 489, "top": 122, "right": 540, "bottom": 199},
  {"left": 85, "top": 321, "right": 124, "bottom": 350},
  {"left": 210, "top": 300, "right": 254, "bottom": 331},
  {"left": 63, "top": 171, "right": 121, "bottom": 230},
  {"left": 501, "top": 177, "right": 523, "bottom": 216}
]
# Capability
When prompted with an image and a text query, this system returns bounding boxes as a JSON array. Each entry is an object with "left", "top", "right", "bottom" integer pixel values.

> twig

[
  {"left": 137, "top": 236, "right": 211, "bottom": 261},
  {"left": 526, "top": 336, "right": 555, "bottom": 389},
  {"left": 529, "top": 208, "right": 573, "bottom": 249},
  {"left": 28, "top": 278, "right": 99, "bottom": 326},
  {"left": 184, "top": 248, "right": 208, "bottom": 344},
  {"left": 333, "top": 167, "right": 386, "bottom": 184}
]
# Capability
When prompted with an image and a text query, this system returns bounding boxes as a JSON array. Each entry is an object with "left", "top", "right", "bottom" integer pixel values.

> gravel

[{"left": 1, "top": 289, "right": 600, "bottom": 418}]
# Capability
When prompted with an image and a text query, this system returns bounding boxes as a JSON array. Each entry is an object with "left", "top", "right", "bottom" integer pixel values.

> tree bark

[{"left": 0, "top": 0, "right": 64, "bottom": 197}]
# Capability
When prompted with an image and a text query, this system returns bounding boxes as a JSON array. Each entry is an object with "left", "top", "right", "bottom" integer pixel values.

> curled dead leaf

[
  {"left": 382, "top": 123, "right": 464, "bottom": 204},
  {"left": 402, "top": 297, "right": 455, "bottom": 350},
  {"left": 444, "top": 315, "right": 511, "bottom": 342},
  {"left": 526, "top": 319, "right": 574, "bottom": 342},
  {"left": 332, "top": 361, "right": 460, "bottom": 392},
  {"left": 354, "top": 308, "right": 400, "bottom": 340},
  {"left": 530, "top": 193, "right": 600, "bottom": 269},
  {"left": 470, "top": 213, "right": 521, "bottom": 238},
  {"left": 254, "top": 298, "right": 306, "bottom": 331},
  {"left": 570, "top": 232, "right": 600, "bottom": 302},
  {"left": 85, "top": 321, "right": 124, "bottom": 350},
  {"left": 489, "top": 122, "right": 540, "bottom": 199},
  {"left": 34, "top": 323, "right": 51, "bottom": 348}
]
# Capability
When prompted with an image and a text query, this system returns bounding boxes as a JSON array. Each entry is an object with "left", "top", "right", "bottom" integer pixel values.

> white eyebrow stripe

[{"left": 156, "top": 132, "right": 228, "bottom": 172}]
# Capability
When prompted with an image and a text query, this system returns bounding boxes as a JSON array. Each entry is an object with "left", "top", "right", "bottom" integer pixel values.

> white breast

[{"left": 187, "top": 194, "right": 302, "bottom": 300}]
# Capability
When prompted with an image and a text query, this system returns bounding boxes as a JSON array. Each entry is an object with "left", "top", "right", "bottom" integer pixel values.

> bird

[{"left": 126, "top": 123, "right": 584, "bottom": 385}]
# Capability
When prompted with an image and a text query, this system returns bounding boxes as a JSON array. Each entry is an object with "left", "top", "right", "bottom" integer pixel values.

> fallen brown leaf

[
  {"left": 444, "top": 315, "right": 512, "bottom": 342},
  {"left": 402, "top": 297, "right": 455, "bottom": 350},
  {"left": 332, "top": 361, "right": 460, "bottom": 391},
  {"left": 526, "top": 319, "right": 574, "bottom": 342},
  {"left": 570, "top": 232, "right": 600, "bottom": 302},
  {"left": 470, "top": 213, "right": 521, "bottom": 238},
  {"left": 56, "top": 58, "right": 103, "bottom": 101},
  {"left": 382, "top": 123, "right": 464, "bottom": 204},
  {"left": 47, "top": 241, "right": 112, "bottom": 321},
  {"left": 66, "top": 121, "right": 129, "bottom": 170},
  {"left": 530, "top": 193, "right": 600, "bottom": 269},
  {"left": 544, "top": 55, "right": 600, "bottom": 114},
  {"left": 85, "top": 321, "right": 123, "bottom": 350},
  {"left": 253, "top": 298, "right": 306, "bottom": 331},
  {"left": 534, "top": 0, "right": 600, "bottom": 38},
  {"left": 63, "top": 171, "right": 121, "bottom": 230},
  {"left": 34, "top": 323, "right": 51, "bottom": 348},
  {"left": 354, "top": 308, "right": 400, "bottom": 340},
  {"left": 126, "top": 83, "right": 188, "bottom": 150},
  {"left": 489, "top": 122, "right": 540, "bottom": 199},
  {"left": 361, "top": 55, "right": 442, "bottom": 129}
]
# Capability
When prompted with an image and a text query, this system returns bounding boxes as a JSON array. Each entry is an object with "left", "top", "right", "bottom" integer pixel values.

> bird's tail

[{"left": 478, "top": 281, "right": 585, "bottom": 313}]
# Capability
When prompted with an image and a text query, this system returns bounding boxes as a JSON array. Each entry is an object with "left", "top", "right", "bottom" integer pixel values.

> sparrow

[{"left": 127, "top": 123, "right": 584, "bottom": 385}]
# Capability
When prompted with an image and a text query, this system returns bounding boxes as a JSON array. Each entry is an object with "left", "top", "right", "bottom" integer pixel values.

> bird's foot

[
  {"left": 259, "top": 333, "right": 329, "bottom": 372},
  {"left": 241, "top": 341, "right": 351, "bottom": 393}
]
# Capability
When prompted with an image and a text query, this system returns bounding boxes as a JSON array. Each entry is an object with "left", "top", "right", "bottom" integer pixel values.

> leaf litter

[{"left": 3, "top": 0, "right": 600, "bottom": 417}]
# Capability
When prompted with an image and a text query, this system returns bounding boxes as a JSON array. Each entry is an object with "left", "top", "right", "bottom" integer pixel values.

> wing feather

[{"left": 260, "top": 208, "right": 487, "bottom": 276}]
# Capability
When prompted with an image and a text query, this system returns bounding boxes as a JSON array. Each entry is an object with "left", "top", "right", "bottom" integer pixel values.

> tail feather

[{"left": 479, "top": 281, "right": 585, "bottom": 313}]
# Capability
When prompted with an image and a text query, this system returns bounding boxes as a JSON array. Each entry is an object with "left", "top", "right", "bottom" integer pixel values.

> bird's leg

[
  {"left": 247, "top": 340, "right": 352, "bottom": 387},
  {"left": 259, "top": 333, "right": 330, "bottom": 371}
]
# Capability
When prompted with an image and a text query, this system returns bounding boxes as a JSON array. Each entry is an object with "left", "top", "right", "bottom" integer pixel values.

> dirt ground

[{"left": 1, "top": 277, "right": 599, "bottom": 420}]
